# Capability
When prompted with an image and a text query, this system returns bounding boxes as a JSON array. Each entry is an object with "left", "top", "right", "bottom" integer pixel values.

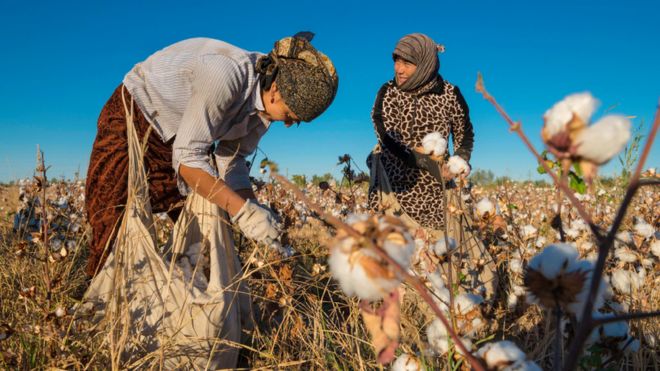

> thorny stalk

[
  {"left": 564, "top": 101, "right": 660, "bottom": 370},
  {"left": 475, "top": 73, "right": 603, "bottom": 241},
  {"left": 553, "top": 303, "right": 562, "bottom": 371},
  {"left": 270, "top": 173, "right": 487, "bottom": 371},
  {"left": 36, "top": 145, "right": 52, "bottom": 301}
]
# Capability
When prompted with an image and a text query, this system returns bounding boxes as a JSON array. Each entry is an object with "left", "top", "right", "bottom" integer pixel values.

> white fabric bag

[{"left": 84, "top": 90, "right": 244, "bottom": 370}]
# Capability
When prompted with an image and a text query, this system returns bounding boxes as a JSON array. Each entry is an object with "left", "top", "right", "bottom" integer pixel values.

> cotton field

[{"left": 1, "top": 161, "right": 657, "bottom": 369}]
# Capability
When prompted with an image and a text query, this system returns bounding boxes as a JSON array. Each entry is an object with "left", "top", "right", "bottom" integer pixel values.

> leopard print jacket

[{"left": 368, "top": 76, "right": 474, "bottom": 229}]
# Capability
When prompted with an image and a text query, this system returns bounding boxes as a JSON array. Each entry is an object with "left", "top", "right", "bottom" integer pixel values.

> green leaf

[
  {"left": 573, "top": 162, "right": 583, "bottom": 176},
  {"left": 569, "top": 172, "right": 587, "bottom": 194},
  {"left": 536, "top": 164, "right": 546, "bottom": 175}
]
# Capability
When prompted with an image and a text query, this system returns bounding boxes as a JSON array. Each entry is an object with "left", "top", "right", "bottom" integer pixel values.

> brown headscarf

[
  {"left": 393, "top": 33, "right": 444, "bottom": 92},
  {"left": 256, "top": 34, "right": 339, "bottom": 122}
]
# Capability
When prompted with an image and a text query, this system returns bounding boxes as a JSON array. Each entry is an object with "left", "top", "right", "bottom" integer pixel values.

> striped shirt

[{"left": 123, "top": 38, "right": 270, "bottom": 194}]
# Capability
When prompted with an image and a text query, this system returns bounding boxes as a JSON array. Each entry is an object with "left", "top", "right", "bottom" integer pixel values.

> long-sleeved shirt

[{"left": 123, "top": 38, "right": 270, "bottom": 194}]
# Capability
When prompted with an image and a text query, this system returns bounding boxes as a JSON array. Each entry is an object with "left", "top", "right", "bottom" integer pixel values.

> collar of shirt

[{"left": 251, "top": 80, "right": 272, "bottom": 127}]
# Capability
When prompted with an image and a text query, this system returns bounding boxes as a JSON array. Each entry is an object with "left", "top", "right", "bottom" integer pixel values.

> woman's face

[
  {"left": 262, "top": 83, "right": 301, "bottom": 127},
  {"left": 394, "top": 57, "right": 417, "bottom": 86}
]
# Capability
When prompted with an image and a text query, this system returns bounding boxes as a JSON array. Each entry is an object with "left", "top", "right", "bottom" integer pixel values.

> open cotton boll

[
  {"left": 426, "top": 318, "right": 449, "bottom": 338},
  {"left": 454, "top": 293, "right": 484, "bottom": 315},
  {"left": 426, "top": 269, "right": 446, "bottom": 291},
  {"left": 476, "top": 198, "right": 495, "bottom": 218},
  {"left": 610, "top": 270, "right": 641, "bottom": 295},
  {"left": 421, "top": 132, "right": 447, "bottom": 157},
  {"left": 447, "top": 156, "right": 469, "bottom": 175},
  {"left": 543, "top": 92, "right": 598, "bottom": 140},
  {"left": 476, "top": 340, "right": 527, "bottom": 369},
  {"left": 328, "top": 214, "right": 415, "bottom": 301},
  {"left": 614, "top": 248, "right": 637, "bottom": 264},
  {"left": 431, "top": 237, "right": 457, "bottom": 257},
  {"left": 573, "top": 115, "right": 631, "bottom": 165},
  {"left": 651, "top": 240, "right": 660, "bottom": 259},
  {"left": 510, "top": 258, "right": 524, "bottom": 275},
  {"left": 633, "top": 221, "right": 655, "bottom": 239},
  {"left": 426, "top": 321, "right": 473, "bottom": 356},
  {"left": 527, "top": 243, "right": 579, "bottom": 279},
  {"left": 391, "top": 353, "right": 421, "bottom": 371},
  {"left": 535, "top": 236, "right": 547, "bottom": 249},
  {"left": 521, "top": 225, "right": 537, "bottom": 240}
]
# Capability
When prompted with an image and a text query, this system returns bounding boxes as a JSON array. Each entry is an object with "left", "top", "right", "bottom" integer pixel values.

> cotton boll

[
  {"left": 454, "top": 293, "right": 484, "bottom": 315},
  {"left": 421, "top": 132, "right": 447, "bottom": 157},
  {"left": 447, "top": 156, "right": 469, "bottom": 176},
  {"left": 426, "top": 321, "right": 473, "bottom": 356},
  {"left": 510, "top": 258, "right": 523, "bottom": 275},
  {"left": 431, "top": 237, "right": 456, "bottom": 257},
  {"left": 55, "top": 307, "right": 66, "bottom": 318},
  {"left": 426, "top": 319, "right": 449, "bottom": 354},
  {"left": 543, "top": 92, "right": 598, "bottom": 139},
  {"left": 476, "top": 198, "right": 495, "bottom": 218},
  {"left": 528, "top": 243, "right": 579, "bottom": 280},
  {"left": 614, "top": 248, "right": 637, "bottom": 263},
  {"left": 610, "top": 270, "right": 640, "bottom": 295},
  {"left": 633, "top": 221, "right": 655, "bottom": 239},
  {"left": 476, "top": 341, "right": 527, "bottom": 369},
  {"left": 651, "top": 240, "right": 660, "bottom": 259},
  {"left": 579, "top": 241, "right": 594, "bottom": 253},
  {"left": 535, "top": 236, "right": 546, "bottom": 249},
  {"left": 391, "top": 353, "right": 421, "bottom": 371},
  {"left": 574, "top": 115, "right": 631, "bottom": 165},
  {"left": 565, "top": 226, "right": 580, "bottom": 239},
  {"left": 521, "top": 225, "right": 537, "bottom": 240},
  {"left": 427, "top": 269, "right": 446, "bottom": 291},
  {"left": 507, "top": 293, "right": 519, "bottom": 309},
  {"left": 328, "top": 244, "right": 389, "bottom": 300}
]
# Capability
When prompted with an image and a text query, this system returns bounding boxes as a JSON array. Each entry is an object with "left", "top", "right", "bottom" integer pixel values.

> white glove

[{"left": 231, "top": 199, "right": 282, "bottom": 244}]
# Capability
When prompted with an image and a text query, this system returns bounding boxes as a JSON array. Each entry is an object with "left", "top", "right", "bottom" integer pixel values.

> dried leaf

[{"left": 360, "top": 292, "right": 401, "bottom": 365}]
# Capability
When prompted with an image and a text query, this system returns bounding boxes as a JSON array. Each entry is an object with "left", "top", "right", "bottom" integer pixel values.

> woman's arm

[
  {"left": 179, "top": 164, "right": 246, "bottom": 217},
  {"left": 451, "top": 86, "right": 474, "bottom": 162}
]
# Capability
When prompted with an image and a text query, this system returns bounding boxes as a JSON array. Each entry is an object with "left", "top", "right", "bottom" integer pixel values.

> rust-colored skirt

[{"left": 85, "top": 85, "right": 184, "bottom": 276}]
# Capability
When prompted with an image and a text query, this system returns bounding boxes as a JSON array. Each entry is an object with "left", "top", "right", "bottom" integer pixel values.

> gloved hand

[{"left": 231, "top": 199, "right": 282, "bottom": 244}]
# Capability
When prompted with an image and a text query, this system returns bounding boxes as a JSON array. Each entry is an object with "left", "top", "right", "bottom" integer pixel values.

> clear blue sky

[{"left": 1, "top": 0, "right": 658, "bottom": 182}]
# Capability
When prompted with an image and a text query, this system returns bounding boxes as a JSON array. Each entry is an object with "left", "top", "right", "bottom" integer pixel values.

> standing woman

[
  {"left": 85, "top": 34, "right": 338, "bottom": 277},
  {"left": 368, "top": 33, "right": 495, "bottom": 296}
]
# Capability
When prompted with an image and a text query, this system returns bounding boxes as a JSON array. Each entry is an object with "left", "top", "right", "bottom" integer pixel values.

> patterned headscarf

[
  {"left": 392, "top": 33, "right": 444, "bottom": 92},
  {"left": 256, "top": 33, "right": 339, "bottom": 122}
]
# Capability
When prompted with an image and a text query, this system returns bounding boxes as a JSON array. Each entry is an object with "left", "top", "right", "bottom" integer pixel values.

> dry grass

[{"left": 0, "top": 178, "right": 658, "bottom": 370}]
